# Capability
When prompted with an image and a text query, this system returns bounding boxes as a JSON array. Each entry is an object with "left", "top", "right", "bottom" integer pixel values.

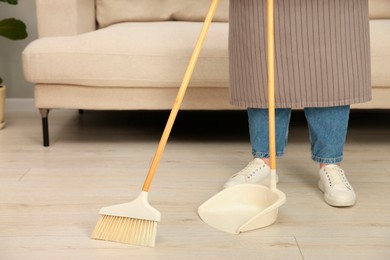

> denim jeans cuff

[
  {"left": 253, "top": 151, "right": 284, "bottom": 158},
  {"left": 311, "top": 155, "right": 343, "bottom": 164}
]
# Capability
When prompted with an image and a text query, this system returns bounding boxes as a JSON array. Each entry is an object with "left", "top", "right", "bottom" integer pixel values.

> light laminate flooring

[{"left": 0, "top": 110, "right": 389, "bottom": 260}]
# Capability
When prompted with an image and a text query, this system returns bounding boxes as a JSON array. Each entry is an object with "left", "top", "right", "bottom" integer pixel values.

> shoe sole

[{"left": 318, "top": 180, "right": 356, "bottom": 207}]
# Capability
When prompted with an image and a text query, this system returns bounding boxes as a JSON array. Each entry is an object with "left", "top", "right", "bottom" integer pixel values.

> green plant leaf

[
  {"left": 0, "top": 0, "right": 18, "bottom": 5},
  {"left": 0, "top": 18, "right": 27, "bottom": 40}
]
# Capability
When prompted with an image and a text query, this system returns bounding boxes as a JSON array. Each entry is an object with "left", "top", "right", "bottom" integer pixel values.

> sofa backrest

[
  {"left": 96, "top": 0, "right": 390, "bottom": 28},
  {"left": 96, "top": 0, "right": 229, "bottom": 28}
]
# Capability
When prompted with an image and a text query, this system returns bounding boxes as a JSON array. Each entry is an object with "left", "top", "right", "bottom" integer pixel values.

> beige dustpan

[
  {"left": 198, "top": 182, "right": 285, "bottom": 234},
  {"left": 198, "top": 0, "right": 286, "bottom": 234}
]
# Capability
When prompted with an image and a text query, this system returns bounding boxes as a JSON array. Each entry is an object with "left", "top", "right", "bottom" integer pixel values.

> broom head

[{"left": 91, "top": 191, "right": 161, "bottom": 247}]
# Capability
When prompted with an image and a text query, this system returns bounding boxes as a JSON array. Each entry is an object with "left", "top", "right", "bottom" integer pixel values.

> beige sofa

[{"left": 23, "top": 0, "right": 390, "bottom": 146}]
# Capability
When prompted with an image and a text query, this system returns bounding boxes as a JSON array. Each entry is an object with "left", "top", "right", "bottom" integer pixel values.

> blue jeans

[{"left": 248, "top": 106, "right": 350, "bottom": 164}]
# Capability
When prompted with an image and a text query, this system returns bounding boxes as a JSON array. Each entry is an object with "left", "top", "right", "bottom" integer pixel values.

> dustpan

[
  {"left": 198, "top": 0, "right": 286, "bottom": 234},
  {"left": 198, "top": 184, "right": 285, "bottom": 234}
]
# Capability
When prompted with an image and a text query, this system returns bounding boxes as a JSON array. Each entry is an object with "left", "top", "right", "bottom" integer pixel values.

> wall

[{"left": 0, "top": 0, "right": 37, "bottom": 98}]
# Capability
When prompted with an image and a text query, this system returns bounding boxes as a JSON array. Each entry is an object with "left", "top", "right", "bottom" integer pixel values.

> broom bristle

[{"left": 91, "top": 215, "right": 157, "bottom": 247}]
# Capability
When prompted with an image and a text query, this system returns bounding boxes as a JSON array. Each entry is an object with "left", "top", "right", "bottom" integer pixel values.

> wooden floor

[{"left": 0, "top": 109, "right": 389, "bottom": 260}]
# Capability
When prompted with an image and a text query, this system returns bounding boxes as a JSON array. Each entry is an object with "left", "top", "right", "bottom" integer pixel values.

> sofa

[{"left": 22, "top": 0, "right": 390, "bottom": 146}]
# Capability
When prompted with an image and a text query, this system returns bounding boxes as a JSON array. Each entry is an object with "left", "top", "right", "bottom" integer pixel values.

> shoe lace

[
  {"left": 235, "top": 160, "right": 264, "bottom": 179},
  {"left": 324, "top": 166, "right": 351, "bottom": 190}
]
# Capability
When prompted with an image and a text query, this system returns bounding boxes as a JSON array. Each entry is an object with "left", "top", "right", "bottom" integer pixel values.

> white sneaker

[
  {"left": 318, "top": 164, "right": 356, "bottom": 207},
  {"left": 224, "top": 158, "right": 276, "bottom": 188}
]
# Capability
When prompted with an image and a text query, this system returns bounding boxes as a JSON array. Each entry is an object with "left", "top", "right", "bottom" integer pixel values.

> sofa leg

[{"left": 39, "top": 109, "right": 50, "bottom": 147}]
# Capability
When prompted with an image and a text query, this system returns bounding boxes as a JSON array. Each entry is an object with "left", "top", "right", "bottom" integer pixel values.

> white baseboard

[{"left": 5, "top": 98, "right": 36, "bottom": 112}]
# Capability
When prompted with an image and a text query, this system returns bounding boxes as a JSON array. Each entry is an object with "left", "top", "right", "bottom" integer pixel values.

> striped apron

[{"left": 229, "top": 0, "right": 371, "bottom": 108}]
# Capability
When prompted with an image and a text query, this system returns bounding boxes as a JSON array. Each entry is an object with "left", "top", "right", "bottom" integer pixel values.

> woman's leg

[
  {"left": 304, "top": 105, "right": 356, "bottom": 207},
  {"left": 224, "top": 108, "right": 291, "bottom": 187},
  {"left": 248, "top": 107, "right": 292, "bottom": 161},
  {"left": 304, "top": 105, "right": 350, "bottom": 165}
]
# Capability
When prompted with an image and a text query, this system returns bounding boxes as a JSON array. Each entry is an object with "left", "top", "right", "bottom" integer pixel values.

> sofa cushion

[
  {"left": 23, "top": 22, "right": 229, "bottom": 88},
  {"left": 96, "top": 0, "right": 229, "bottom": 28},
  {"left": 370, "top": 20, "right": 390, "bottom": 88},
  {"left": 369, "top": 0, "right": 390, "bottom": 19}
]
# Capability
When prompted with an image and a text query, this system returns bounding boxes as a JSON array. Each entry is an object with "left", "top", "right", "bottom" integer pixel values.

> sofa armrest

[{"left": 36, "top": 0, "right": 96, "bottom": 38}]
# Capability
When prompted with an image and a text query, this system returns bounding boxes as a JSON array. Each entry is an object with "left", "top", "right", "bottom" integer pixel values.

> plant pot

[{"left": 0, "top": 84, "right": 6, "bottom": 129}]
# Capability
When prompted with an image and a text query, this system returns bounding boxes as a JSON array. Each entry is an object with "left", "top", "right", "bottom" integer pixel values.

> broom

[{"left": 91, "top": 0, "right": 220, "bottom": 247}]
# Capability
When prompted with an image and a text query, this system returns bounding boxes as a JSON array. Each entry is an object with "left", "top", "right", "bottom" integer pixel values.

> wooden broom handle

[
  {"left": 267, "top": 0, "right": 276, "bottom": 171},
  {"left": 142, "top": 0, "right": 220, "bottom": 192}
]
